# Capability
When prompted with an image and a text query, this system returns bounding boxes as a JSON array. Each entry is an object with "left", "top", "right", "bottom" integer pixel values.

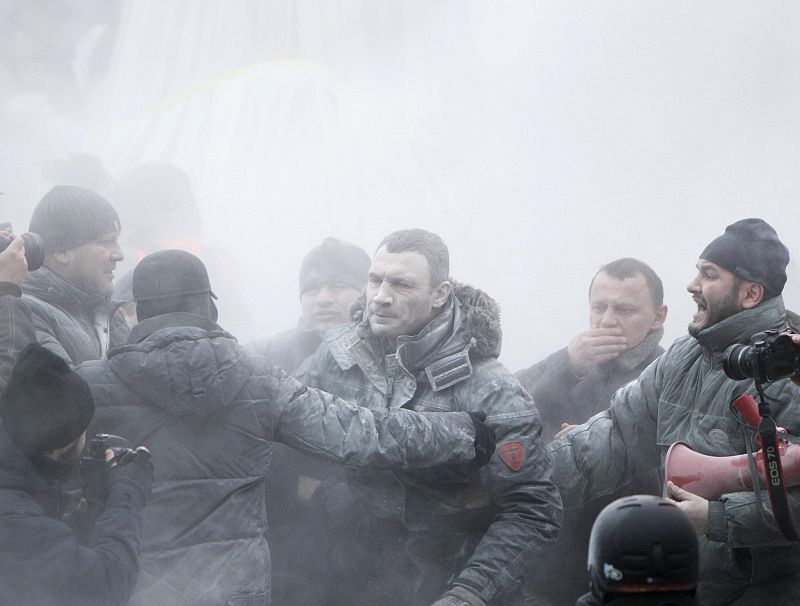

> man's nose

[
  {"left": 599, "top": 309, "right": 618, "bottom": 327},
  {"left": 316, "top": 286, "right": 335, "bottom": 305},
  {"left": 686, "top": 274, "right": 700, "bottom": 294},
  {"left": 373, "top": 283, "right": 392, "bottom": 305},
  {"left": 111, "top": 242, "right": 124, "bottom": 262}
]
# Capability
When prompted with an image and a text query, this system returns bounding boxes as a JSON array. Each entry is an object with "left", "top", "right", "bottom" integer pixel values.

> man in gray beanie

[
  {"left": 248, "top": 236, "right": 370, "bottom": 374},
  {"left": 23, "top": 185, "right": 129, "bottom": 365},
  {"left": 548, "top": 217, "right": 800, "bottom": 605},
  {"left": 246, "top": 237, "right": 370, "bottom": 606}
]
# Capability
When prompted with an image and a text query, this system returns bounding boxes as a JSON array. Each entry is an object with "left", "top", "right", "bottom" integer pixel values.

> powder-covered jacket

[
  {"left": 296, "top": 285, "right": 563, "bottom": 603},
  {"left": 22, "top": 266, "right": 128, "bottom": 366},
  {"left": 77, "top": 312, "right": 480, "bottom": 606},
  {"left": 549, "top": 296, "right": 800, "bottom": 605}
]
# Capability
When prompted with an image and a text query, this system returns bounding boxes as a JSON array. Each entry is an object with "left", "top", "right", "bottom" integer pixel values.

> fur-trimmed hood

[
  {"left": 351, "top": 280, "right": 503, "bottom": 365},
  {"left": 449, "top": 281, "right": 502, "bottom": 358}
]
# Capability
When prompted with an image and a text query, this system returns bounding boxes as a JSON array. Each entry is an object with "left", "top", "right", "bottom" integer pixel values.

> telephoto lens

[{"left": 0, "top": 225, "right": 44, "bottom": 271}]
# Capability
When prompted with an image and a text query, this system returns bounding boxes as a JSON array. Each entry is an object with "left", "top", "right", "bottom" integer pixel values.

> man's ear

[
  {"left": 432, "top": 281, "right": 451, "bottom": 309},
  {"left": 48, "top": 250, "right": 70, "bottom": 268},
  {"left": 650, "top": 305, "right": 668, "bottom": 331},
  {"left": 740, "top": 281, "right": 765, "bottom": 310}
]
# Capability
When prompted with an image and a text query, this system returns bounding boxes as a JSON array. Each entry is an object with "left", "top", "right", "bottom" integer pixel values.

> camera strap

[{"left": 755, "top": 385, "right": 800, "bottom": 541}]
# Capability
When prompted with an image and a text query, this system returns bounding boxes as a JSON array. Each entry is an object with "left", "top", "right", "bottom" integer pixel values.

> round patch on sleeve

[{"left": 498, "top": 441, "right": 524, "bottom": 471}]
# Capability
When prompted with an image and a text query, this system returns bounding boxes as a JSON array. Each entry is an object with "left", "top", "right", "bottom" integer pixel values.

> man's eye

[{"left": 368, "top": 278, "right": 381, "bottom": 286}]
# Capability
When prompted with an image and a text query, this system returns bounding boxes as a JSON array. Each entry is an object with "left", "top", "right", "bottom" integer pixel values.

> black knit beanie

[
  {"left": 29, "top": 185, "right": 121, "bottom": 253},
  {"left": 299, "top": 238, "right": 370, "bottom": 295},
  {"left": 700, "top": 218, "right": 790, "bottom": 296},
  {"left": 0, "top": 344, "right": 94, "bottom": 455}
]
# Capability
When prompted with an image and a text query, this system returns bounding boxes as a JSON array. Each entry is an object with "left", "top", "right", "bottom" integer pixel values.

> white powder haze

[{"left": 2, "top": 1, "right": 799, "bottom": 370}]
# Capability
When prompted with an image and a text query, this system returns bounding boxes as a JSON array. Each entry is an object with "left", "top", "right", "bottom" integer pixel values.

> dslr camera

[
  {"left": 723, "top": 331, "right": 800, "bottom": 385},
  {"left": 0, "top": 222, "right": 44, "bottom": 271}
]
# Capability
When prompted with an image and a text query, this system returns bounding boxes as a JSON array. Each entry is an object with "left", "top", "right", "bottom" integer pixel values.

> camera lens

[
  {"left": 0, "top": 231, "right": 44, "bottom": 271},
  {"left": 723, "top": 344, "right": 756, "bottom": 381},
  {"left": 20, "top": 233, "right": 44, "bottom": 271}
]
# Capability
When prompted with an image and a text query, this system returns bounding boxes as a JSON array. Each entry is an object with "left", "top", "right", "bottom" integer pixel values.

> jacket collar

[
  {"left": 23, "top": 266, "right": 110, "bottom": 315},
  {"left": 394, "top": 295, "right": 469, "bottom": 371},
  {"left": 611, "top": 327, "right": 664, "bottom": 371},
  {"left": 695, "top": 295, "right": 787, "bottom": 354},
  {"left": 127, "top": 312, "right": 225, "bottom": 345}
]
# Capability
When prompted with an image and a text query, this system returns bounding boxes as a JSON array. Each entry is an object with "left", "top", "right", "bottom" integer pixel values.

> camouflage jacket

[{"left": 296, "top": 284, "right": 562, "bottom": 603}]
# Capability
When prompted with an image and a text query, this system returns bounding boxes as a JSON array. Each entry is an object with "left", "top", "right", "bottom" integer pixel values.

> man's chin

[{"left": 687, "top": 320, "right": 705, "bottom": 338}]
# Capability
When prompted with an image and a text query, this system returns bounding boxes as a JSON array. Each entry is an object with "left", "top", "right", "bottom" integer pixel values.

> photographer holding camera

[
  {"left": 0, "top": 343, "right": 152, "bottom": 606},
  {"left": 549, "top": 218, "right": 800, "bottom": 605},
  {"left": 0, "top": 230, "right": 35, "bottom": 389}
]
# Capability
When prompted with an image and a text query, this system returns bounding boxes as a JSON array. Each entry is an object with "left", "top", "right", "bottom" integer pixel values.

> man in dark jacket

[
  {"left": 248, "top": 237, "right": 370, "bottom": 604},
  {"left": 0, "top": 232, "right": 35, "bottom": 389},
  {"left": 518, "top": 258, "right": 667, "bottom": 605},
  {"left": 550, "top": 218, "right": 800, "bottom": 605},
  {"left": 247, "top": 236, "right": 371, "bottom": 606},
  {"left": 0, "top": 343, "right": 153, "bottom": 606},
  {"left": 516, "top": 258, "right": 667, "bottom": 441},
  {"left": 23, "top": 185, "right": 128, "bottom": 365},
  {"left": 295, "top": 229, "right": 563, "bottom": 606},
  {"left": 248, "top": 236, "right": 370, "bottom": 374},
  {"left": 78, "top": 249, "right": 495, "bottom": 606}
]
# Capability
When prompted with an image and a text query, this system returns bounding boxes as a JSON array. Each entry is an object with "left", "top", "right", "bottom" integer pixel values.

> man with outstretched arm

[
  {"left": 549, "top": 218, "right": 800, "bottom": 605},
  {"left": 77, "top": 249, "right": 495, "bottom": 606}
]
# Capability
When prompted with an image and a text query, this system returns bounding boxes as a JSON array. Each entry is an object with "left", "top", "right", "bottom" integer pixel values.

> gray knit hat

[
  {"left": 299, "top": 238, "right": 370, "bottom": 295},
  {"left": 0, "top": 344, "right": 94, "bottom": 455},
  {"left": 29, "top": 185, "right": 121, "bottom": 253},
  {"left": 700, "top": 218, "right": 790, "bottom": 296}
]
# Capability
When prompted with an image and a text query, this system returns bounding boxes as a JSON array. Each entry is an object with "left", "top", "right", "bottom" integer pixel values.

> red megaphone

[{"left": 664, "top": 441, "right": 800, "bottom": 500}]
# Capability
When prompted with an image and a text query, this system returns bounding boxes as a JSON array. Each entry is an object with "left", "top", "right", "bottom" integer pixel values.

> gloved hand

[
  {"left": 430, "top": 585, "right": 487, "bottom": 606},
  {"left": 467, "top": 412, "right": 496, "bottom": 467},
  {"left": 107, "top": 447, "right": 154, "bottom": 506}
]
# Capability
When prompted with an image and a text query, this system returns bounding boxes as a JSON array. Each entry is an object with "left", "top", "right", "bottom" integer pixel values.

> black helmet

[{"left": 587, "top": 495, "right": 699, "bottom": 598}]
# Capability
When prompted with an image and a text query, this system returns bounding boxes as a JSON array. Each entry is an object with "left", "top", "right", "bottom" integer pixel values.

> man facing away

[
  {"left": 517, "top": 258, "right": 667, "bottom": 605},
  {"left": 23, "top": 185, "right": 128, "bottom": 365},
  {"left": 77, "top": 249, "right": 495, "bottom": 606},
  {"left": 0, "top": 343, "right": 153, "bottom": 606},
  {"left": 295, "top": 228, "right": 562, "bottom": 606},
  {"left": 549, "top": 218, "right": 800, "bottom": 605}
]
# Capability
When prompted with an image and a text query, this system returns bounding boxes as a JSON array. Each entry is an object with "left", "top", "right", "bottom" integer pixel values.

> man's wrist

[
  {"left": 440, "top": 585, "right": 486, "bottom": 606},
  {"left": 0, "top": 282, "right": 22, "bottom": 297}
]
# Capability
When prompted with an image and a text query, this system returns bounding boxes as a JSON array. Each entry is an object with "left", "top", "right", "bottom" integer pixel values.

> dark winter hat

[
  {"left": 700, "top": 218, "right": 790, "bottom": 296},
  {"left": 132, "top": 249, "right": 217, "bottom": 302},
  {"left": 29, "top": 185, "right": 121, "bottom": 253},
  {"left": 299, "top": 237, "right": 370, "bottom": 295},
  {"left": 0, "top": 344, "right": 94, "bottom": 455}
]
